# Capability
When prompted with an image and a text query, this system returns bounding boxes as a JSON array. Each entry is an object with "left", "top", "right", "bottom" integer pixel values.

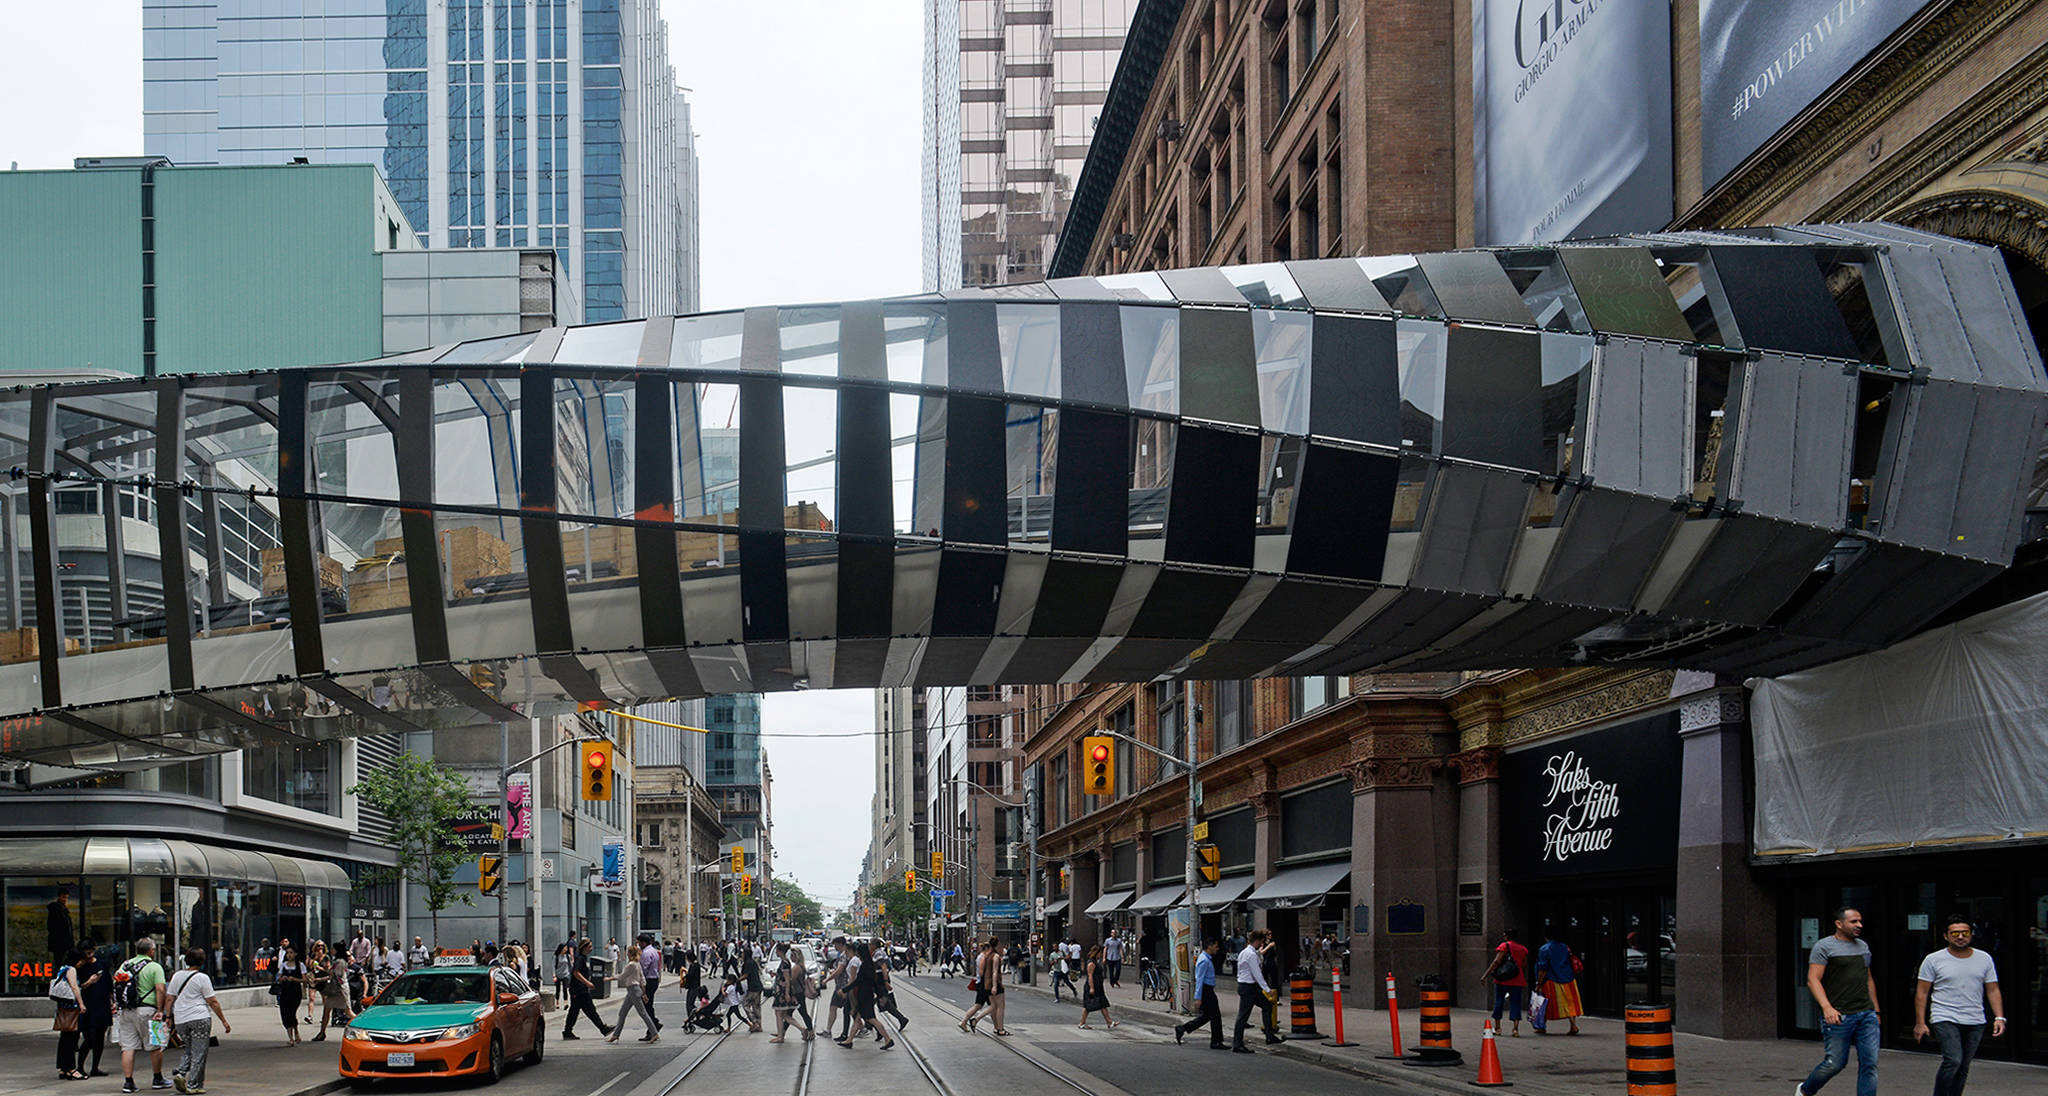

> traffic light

[
  {"left": 731, "top": 845, "right": 745, "bottom": 874},
  {"left": 931, "top": 850, "right": 943, "bottom": 878},
  {"left": 478, "top": 855, "right": 503, "bottom": 895},
  {"left": 1082, "top": 734, "right": 1115, "bottom": 796},
  {"left": 579, "top": 741, "right": 613, "bottom": 801},
  {"left": 905, "top": 867, "right": 917, "bottom": 891},
  {"left": 739, "top": 873, "right": 753, "bottom": 897},
  {"left": 783, "top": 904, "right": 793, "bottom": 920},
  {"left": 1196, "top": 843, "right": 1221, "bottom": 884}
]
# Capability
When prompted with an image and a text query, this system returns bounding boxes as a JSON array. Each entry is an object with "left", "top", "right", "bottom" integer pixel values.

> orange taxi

[{"left": 339, "top": 965, "right": 543, "bottom": 1087}]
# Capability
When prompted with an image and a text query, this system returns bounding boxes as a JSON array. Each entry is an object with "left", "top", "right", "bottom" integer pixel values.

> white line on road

[{"left": 589, "top": 1069, "right": 631, "bottom": 1096}]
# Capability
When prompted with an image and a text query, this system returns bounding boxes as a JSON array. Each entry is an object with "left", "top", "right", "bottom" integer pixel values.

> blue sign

[
  {"left": 601, "top": 842, "right": 624, "bottom": 882},
  {"left": 932, "top": 889, "right": 955, "bottom": 898},
  {"left": 981, "top": 901, "right": 1026, "bottom": 920},
  {"left": 931, "top": 895, "right": 944, "bottom": 915}
]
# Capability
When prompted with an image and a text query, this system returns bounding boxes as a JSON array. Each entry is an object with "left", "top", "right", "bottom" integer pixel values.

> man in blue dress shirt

[{"left": 1173, "top": 939, "right": 1225, "bottom": 1048}]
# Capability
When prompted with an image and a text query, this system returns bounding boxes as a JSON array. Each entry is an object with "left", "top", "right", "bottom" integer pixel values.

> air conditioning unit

[{"left": 1158, "top": 119, "right": 1186, "bottom": 141}]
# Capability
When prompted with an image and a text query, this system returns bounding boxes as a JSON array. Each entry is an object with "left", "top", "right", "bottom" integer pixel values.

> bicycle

[{"left": 1139, "top": 958, "right": 1172, "bottom": 1001}]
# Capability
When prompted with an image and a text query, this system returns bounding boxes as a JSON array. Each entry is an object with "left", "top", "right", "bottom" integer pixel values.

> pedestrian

[
  {"left": 1533, "top": 926, "right": 1583, "bottom": 1036},
  {"left": 1173, "top": 938, "right": 1225, "bottom": 1048},
  {"left": 685, "top": 954, "right": 704, "bottom": 1012},
  {"left": 113, "top": 936, "right": 169, "bottom": 1094},
  {"left": 741, "top": 944, "right": 766, "bottom": 1032},
  {"left": 51, "top": 946, "right": 87, "bottom": 1081},
  {"left": 1230, "top": 929, "right": 1275, "bottom": 1054},
  {"left": 562, "top": 939, "right": 614, "bottom": 1039},
  {"left": 552, "top": 943, "right": 572, "bottom": 1001},
  {"left": 1796, "top": 906, "right": 1882, "bottom": 1096},
  {"left": 981, "top": 936, "right": 1011, "bottom": 1035},
  {"left": 1913, "top": 914, "right": 2004, "bottom": 1096},
  {"left": 76, "top": 946, "right": 114, "bottom": 1077},
  {"left": 1104, "top": 931, "right": 1123, "bottom": 986},
  {"left": 349, "top": 928, "right": 371, "bottom": 971},
  {"left": 382, "top": 939, "right": 405, "bottom": 986},
  {"left": 274, "top": 945, "right": 306, "bottom": 1046},
  {"left": 946, "top": 940, "right": 964, "bottom": 978},
  {"left": 1079, "top": 943, "right": 1119, "bottom": 1029},
  {"left": 1256, "top": 932, "right": 1283, "bottom": 1042},
  {"left": 167, "top": 947, "right": 231, "bottom": 1094},
  {"left": 1050, "top": 941, "right": 1075, "bottom": 1003},
  {"left": 1482, "top": 928, "right": 1530, "bottom": 1037},
  {"left": 313, "top": 944, "right": 353, "bottom": 1040},
  {"left": 603, "top": 941, "right": 659, "bottom": 1045},
  {"left": 768, "top": 943, "right": 815, "bottom": 1044},
  {"left": 638, "top": 934, "right": 664, "bottom": 1032},
  {"left": 873, "top": 952, "right": 910, "bottom": 1031},
  {"left": 407, "top": 936, "right": 429, "bottom": 970}
]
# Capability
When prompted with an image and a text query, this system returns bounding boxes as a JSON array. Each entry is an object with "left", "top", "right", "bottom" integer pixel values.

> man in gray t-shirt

[
  {"left": 1798, "top": 908, "right": 1879, "bottom": 1096},
  {"left": 1914, "top": 916, "right": 2005, "bottom": 1096}
]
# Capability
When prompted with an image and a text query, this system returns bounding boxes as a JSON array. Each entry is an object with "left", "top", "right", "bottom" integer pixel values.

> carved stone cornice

[
  {"left": 1348, "top": 756, "right": 1442, "bottom": 792},
  {"left": 1460, "top": 669, "right": 1677, "bottom": 752},
  {"left": 1895, "top": 188, "right": 2048, "bottom": 271},
  {"left": 1251, "top": 790, "right": 1281, "bottom": 822},
  {"left": 1691, "top": 0, "right": 2030, "bottom": 227},
  {"left": 1446, "top": 747, "right": 1503, "bottom": 786}
]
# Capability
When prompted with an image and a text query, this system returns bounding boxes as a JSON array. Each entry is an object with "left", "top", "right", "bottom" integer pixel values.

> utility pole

[{"left": 1098, "top": 691, "right": 1200, "bottom": 1013}]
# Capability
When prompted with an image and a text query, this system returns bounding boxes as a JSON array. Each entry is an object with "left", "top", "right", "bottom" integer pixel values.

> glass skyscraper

[
  {"left": 145, "top": 0, "right": 698, "bottom": 320},
  {"left": 922, "top": 0, "right": 1136, "bottom": 290}
]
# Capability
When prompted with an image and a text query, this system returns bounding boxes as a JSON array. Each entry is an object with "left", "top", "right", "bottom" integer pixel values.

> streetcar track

[
  {"left": 793, "top": 1029, "right": 816, "bottom": 1096},
  {"left": 656, "top": 1026, "right": 732, "bottom": 1096},
  {"left": 894, "top": 978, "right": 1108, "bottom": 1096}
]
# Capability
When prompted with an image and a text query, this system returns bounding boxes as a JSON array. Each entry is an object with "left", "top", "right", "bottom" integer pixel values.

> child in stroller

[{"left": 683, "top": 982, "right": 727, "bottom": 1033}]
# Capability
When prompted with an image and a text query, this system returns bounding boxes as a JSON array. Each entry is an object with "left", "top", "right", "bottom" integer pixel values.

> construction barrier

[
  {"left": 1289, "top": 969, "right": 1325, "bottom": 1039},
  {"left": 1374, "top": 970, "right": 1405, "bottom": 1060},
  {"left": 1470, "top": 1020, "right": 1513, "bottom": 1087},
  {"left": 1406, "top": 974, "right": 1463, "bottom": 1067},
  {"left": 1329, "top": 966, "right": 1356, "bottom": 1047},
  {"left": 1625, "top": 1003, "right": 1676, "bottom": 1096}
]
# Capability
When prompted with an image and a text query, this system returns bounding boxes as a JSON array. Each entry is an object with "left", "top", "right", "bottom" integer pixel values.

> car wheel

[
  {"left": 485, "top": 1033, "right": 505, "bottom": 1085},
  {"left": 527, "top": 1023, "right": 544, "bottom": 1064}
]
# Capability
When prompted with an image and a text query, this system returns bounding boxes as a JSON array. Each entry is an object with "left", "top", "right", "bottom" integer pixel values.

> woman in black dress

[
  {"left": 1078, "top": 943, "right": 1118, "bottom": 1029},
  {"left": 275, "top": 945, "right": 308, "bottom": 1046},
  {"left": 75, "top": 948, "right": 114, "bottom": 1076}
]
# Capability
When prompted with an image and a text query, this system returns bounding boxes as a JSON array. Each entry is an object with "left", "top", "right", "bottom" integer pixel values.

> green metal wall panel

[
  {"left": 0, "top": 171, "right": 144, "bottom": 375},
  {"left": 153, "top": 165, "right": 385, "bottom": 374}
]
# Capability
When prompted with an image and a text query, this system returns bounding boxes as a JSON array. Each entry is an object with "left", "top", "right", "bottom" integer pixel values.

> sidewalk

[
  {"left": 1002, "top": 965, "right": 2047, "bottom": 1095},
  {"left": 0, "top": 1000, "right": 346, "bottom": 1096}
]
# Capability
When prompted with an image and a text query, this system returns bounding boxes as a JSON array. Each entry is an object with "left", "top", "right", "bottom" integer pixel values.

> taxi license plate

[{"left": 386, "top": 1052, "right": 415, "bottom": 1067}]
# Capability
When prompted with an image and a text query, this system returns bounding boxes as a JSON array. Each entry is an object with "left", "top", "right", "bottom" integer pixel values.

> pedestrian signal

[
  {"left": 1196, "top": 843, "right": 1221, "bottom": 884},
  {"left": 579, "top": 741, "right": 613, "bottom": 801},
  {"left": 478, "top": 855, "right": 503, "bottom": 895},
  {"left": 1082, "top": 734, "right": 1115, "bottom": 795}
]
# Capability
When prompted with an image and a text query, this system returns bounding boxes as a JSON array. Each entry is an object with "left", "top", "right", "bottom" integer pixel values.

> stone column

[
  {"left": 1675, "top": 683, "right": 1775, "bottom": 1038},
  {"left": 1071, "top": 853, "right": 1100, "bottom": 948},
  {"left": 1449, "top": 746, "right": 1504, "bottom": 1002},
  {"left": 1350, "top": 755, "right": 1449, "bottom": 1005},
  {"left": 1250, "top": 772, "right": 1280, "bottom": 935}
]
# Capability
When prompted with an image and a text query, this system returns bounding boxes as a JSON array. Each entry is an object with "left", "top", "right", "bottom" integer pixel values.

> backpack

[
  {"left": 48, "top": 965, "right": 75, "bottom": 1006},
  {"left": 114, "top": 957, "right": 152, "bottom": 1010}
]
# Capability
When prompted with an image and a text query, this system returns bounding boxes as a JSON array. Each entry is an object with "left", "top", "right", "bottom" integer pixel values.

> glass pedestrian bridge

[{"left": 1, "top": 223, "right": 2042, "bottom": 766}]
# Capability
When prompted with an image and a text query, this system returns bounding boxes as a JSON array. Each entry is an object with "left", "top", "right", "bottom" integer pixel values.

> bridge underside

[{"left": 1, "top": 223, "right": 2042, "bottom": 766}]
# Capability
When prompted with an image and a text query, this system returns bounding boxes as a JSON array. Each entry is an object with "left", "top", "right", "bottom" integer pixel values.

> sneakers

[
  {"left": 151, "top": 1078, "right": 174, "bottom": 1090},
  {"left": 185, "top": 1088, "right": 206, "bottom": 1095},
  {"left": 173, "top": 1073, "right": 188, "bottom": 1094},
  {"left": 121, "top": 1081, "right": 137, "bottom": 1094}
]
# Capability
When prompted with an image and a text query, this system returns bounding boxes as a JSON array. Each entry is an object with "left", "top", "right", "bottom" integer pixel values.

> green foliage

[
  {"left": 769, "top": 878, "right": 823, "bottom": 928},
  {"left": 865, "top": 879, "right": 931, "bottom": 932},
  {"left": 347, "top": 750, "right": 477, "bottom": 941}
]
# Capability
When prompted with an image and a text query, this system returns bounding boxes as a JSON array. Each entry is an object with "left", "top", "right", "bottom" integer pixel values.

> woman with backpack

[
  {"left": 51, "top": 946, "right": 87, "bottom": 1080},
  {"left": 309, "top": 941, "right": 352, "bottom": 1041}
]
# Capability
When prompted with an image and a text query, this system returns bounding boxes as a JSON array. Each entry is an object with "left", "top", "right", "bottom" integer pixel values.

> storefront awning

[
  {"left": 1245, "top": 861, "right": 1350, "bottom": 910},
  {"left": 0, "top": 836, "right": 352, "bottom": 890},
  {"left": 1082, "top": 888, "right": 1134, "bottom": 917},
  {"left": 1041, "top": 899, "right": 1070, "bottom": 917},
  {"left": 1125, "top": 884, "right": 1185, "bottom": 914},
  {"left": 1196, "top": 874, "right": 1256, "bottom": 912}
]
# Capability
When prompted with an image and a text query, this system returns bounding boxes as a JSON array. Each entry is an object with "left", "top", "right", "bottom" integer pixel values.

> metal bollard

[
  {"left": 1289, "top": 969, "right": 1325, "bottom": 1039},
  {"left": 1625, "top": 1003, "right": 1676, "bottom": 1096},
  {"left": 1405, "top": 973, "right": 1463, "bottom": 1067}
]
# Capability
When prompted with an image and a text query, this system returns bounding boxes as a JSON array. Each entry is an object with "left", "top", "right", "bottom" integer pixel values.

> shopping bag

[
  {"left": 1528, "top": 990, "right": 1549, "bottom": 1028},
  {"left": 147, "top": 1017, "right": 171, "bottom": 1049}
]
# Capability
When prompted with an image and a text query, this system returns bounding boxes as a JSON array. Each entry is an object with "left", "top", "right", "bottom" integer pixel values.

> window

[
  {"left": 1110, "top": 702, "right": 1136, "bottom": 800},
  {"left": 1292, "top": 675, "right": 1349, "bottom": 718},
  {"left": 1213, "top": 680, "right": 1254, "bottom": 753},
  {"left": 1051, "top": 752, "right": 1068, "bottom": 828},
  {"left": 242, "top": 741, "right": 341, "bottom": 815},
  {"left": 1155, "top": 684, "right": 1185, "bottom": 778}
]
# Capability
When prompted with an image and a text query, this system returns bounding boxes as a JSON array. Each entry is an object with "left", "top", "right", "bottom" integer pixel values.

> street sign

[
  {"left": 1191, "top": 821, "right": 1209, "bottom": 841},
  {"left": 932, "top": 889, "right": 955, "bottom": 897},
  {"left": 931, "top": 894, "right": 944, "bottom": 915}
]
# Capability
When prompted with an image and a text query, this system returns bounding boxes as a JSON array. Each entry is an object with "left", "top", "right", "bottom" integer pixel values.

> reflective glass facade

[
  {"left": 924, "top": 0, "right": 1139, "bottom": 289},
  {"left": 145, "top": 0, "right": 697, "bottom": 321}
]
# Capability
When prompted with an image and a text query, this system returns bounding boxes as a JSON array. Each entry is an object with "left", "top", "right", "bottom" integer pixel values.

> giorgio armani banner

[
  {"left": 1501, "top": 712, "right": 1681, "bottom": 881},
  {"left": 1473, "top": 0, "right": 1673, "bottom": 245},
  {"left": 1701, "top": 0, "right": 1939, "bottom": 186}
]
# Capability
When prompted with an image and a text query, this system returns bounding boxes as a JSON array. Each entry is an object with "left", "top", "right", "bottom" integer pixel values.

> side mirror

[{"left": 497, "top": 991, "right": 518, "bottom": 1005}]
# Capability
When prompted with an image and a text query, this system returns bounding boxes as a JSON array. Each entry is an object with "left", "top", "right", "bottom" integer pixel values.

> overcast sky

[{"left": 3, "top": 0, "right": 923, "bottom": 914}]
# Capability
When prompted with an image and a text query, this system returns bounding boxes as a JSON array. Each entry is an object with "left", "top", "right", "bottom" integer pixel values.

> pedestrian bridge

[{"left": 2, "top": 223, "right": 2042, "bottom": 766}]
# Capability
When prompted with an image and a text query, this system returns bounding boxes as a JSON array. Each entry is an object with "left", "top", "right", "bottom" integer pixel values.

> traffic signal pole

[
  {"left": 494, "top": 717, "right": 616, "bottom": 948},
  {"left": 1100, "top": 689, "right": 1199, "bottom": 1012}
]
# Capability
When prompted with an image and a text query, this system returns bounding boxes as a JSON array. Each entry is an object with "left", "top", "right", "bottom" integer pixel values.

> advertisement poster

[
  {"left": 505, "top": 772, "right": 532, "bottom": 840},
  {"left": 1168, "top": 906, "right": 1195, "bottom": 1013},
  {"left": 1473, "top": 0, "right": 1672, "bottom": 244},
  {"left": 1700, "top": 0, "right": 1937, "bottom": 185}
]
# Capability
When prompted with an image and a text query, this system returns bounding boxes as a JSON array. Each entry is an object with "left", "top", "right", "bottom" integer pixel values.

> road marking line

[{"left": 590, "top": 1069, "right": 631, "bottom": 1096}]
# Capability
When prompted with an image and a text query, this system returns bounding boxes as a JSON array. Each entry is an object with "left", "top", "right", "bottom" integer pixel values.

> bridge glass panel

[
  {"left": 1551, "top": 247, "right": 1692, "bottom": 342},
  {"left": 881, "top": 303, "right": 948, "bottom": 387},
  {"left": 554, "top": 318, "right": 645, "bottom": 366},
  {"left": 1006, "top": 402, "right": 1057, "bottom": 543},
  {"left": 1497, "top": 249, "right": 1592, "bottom": 334},
  {"left": 1119, "top": 303, "right": 1179, "bottom": 415},
  {"left": 1253, "top": 309, "right": 1312, "bottom": 437},
  {"left": 1129, "top": 418, "right": 1173, "bottom": 544},
  {"left": 1417, "top": 252, "right": 1534, "bottom": 326},
  {"left": 545, "top": 374, "right": 637, "bottom": 521},
  {"left": 1395, "top": 319, "right": 1447, "bottom": 454},
  {"left": 1357, "top": 254, "right": 1444, "bottom": 318},
  {"left": 1223, "top": 262, "right": 1308, "bottom": 308},
  {"left": 307, "top": 379, "right": 400, "bottom": 503},
  {"left": 996, "top": 302, "right": 1061, "bottom": 400},
  {"left": 670, "top": 311, "right": 746, "bottom": 372},
  {"left": 778, "top": 306, "right": 842, "bottom": 378},
  {"left": 782, "top": 382, "right": 838, "bottom": 537}
]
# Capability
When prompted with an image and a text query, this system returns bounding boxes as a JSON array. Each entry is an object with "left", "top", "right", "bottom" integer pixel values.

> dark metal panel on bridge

[
  {"left": 1177, "top": 307, "right": 1259, "bottom": 428},
  {"left": 1058, "top": 300, "right": 1127, "bottom": 407},
  {"left": 151, "top": 379, "right": 196, "bottom": 692},
  {"left": 1415, "top": 252, "right": 1532, "bottom": 326},
  {"left": 1660, "top": 515, "right": 1839, "bottom": 626},
  {"left": 1879, "top": 379, "right": 2046, "bottom": 562},
  {"left": 1537, "top": 490, "right": 1683, "bottom": 610},
  {"left": 1285, "top": 442, "right": 1396, "bottom": 581},
  {"left": 1556, "top": 246, "right": 1694, "bottom": 342},
  {"left": 1442, "top": 326, "right": 1542, "bottom": 471},
  {"left": 1284, "top": 258, "right": 1392, "bottom": 314},
  {"left": 1409, "top": 463, "right": 1528, "bottom": 597},
  {"left": 1306, "top": 313, "right": 1399, "bottom": 447},
  {"left": 26, "top": 389, "right": 62, "bottom": 707},
  {"left": 276, "top": 373, "right": 327, "bottom": 677},
  {"left": 1724, "top": 352, "right": 1855, "bottom": 529},
  {"left": 835, "top": 301, "right": 895, "bottom": 641},
  {"left": 1164, "top": 424, "right": 1257, "bottom": 569},
  {"left": 1707, "top": 245, "right": 1859, "bottom": 360},
  {"left": 1050, "top": 408, "right": 1129, "bottom": 556}
]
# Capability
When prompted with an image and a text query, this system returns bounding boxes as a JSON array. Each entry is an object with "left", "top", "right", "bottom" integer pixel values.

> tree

[
  {"left": 770, "top": 878, "right": 823, "bottom": 929},
  {"left": 865, "top": 879, "right": 931, "bottom": 934},
  {"left": 348, "top": 750, "right": 476, "bottom": 947}
]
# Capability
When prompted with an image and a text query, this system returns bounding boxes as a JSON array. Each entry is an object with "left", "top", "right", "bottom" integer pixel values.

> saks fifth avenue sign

[{"left": 1540, "top": 751, "right": 1620, "bottom": 862}]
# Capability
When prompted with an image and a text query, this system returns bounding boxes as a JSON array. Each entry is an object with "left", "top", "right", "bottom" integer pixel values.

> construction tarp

[{"left": 1749, "top": 590, "right": 2048, "bottom": 858}]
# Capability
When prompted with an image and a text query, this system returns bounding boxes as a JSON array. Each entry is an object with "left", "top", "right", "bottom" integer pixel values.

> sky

[{"left": 2, "top": 0, "right": 925, "bottom": 914}]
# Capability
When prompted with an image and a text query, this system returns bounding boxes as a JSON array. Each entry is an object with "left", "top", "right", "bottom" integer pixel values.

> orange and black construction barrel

[
  {"left": 1289, "top": 969, "right": 1325, "bottom": 1039},
  {"left": 1625, "top": 1003, "right": 1676, "bottom": 1096},
  {"left": 1405, "top": 974, "right": 1463, "bottom": 1067}
]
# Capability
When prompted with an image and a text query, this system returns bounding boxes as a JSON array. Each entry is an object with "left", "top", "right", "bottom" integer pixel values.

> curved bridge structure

[{"left": 1, "top": 223, "right": 2043, "bottom": 765}]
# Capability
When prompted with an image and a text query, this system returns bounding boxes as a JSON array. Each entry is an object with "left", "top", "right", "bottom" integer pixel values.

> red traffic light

[
  {"left": 1089, "top": 743, "right": 1110, "bottom": 763},
  {"left": 585, "top": 749, "right": 607, "bottom": 767}
]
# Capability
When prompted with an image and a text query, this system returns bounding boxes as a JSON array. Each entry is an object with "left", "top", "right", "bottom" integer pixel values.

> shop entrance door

[{"left": 1529, "top": 886, "right": 1674, "bottom": 1018}]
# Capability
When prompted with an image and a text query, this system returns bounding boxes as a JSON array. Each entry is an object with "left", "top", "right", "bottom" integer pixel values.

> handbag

[
  {"left": 54, "top": 1006, "right": 80, "bottom": 1032},
  {"left": 966, "top": 976, "right": 981, "bottom": 992}
]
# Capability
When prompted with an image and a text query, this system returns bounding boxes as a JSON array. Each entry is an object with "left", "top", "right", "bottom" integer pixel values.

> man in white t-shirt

[
  {"left": 1914, "top": 915, "right": 2005, "bottom": 1096},
  {"left": 167, "top": 947, "right": 231, "bottom": 1094},
  {"left": 408, "top": 936, "right": 429, "bottom": 969}
]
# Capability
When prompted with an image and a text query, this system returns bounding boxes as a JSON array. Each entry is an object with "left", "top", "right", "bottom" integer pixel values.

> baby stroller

[{"left": 683, "top": 991, "right": 726, "bottom": 1033}]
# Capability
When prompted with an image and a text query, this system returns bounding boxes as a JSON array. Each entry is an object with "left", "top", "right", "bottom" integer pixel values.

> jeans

[
  {"left": 1802, "top": 1009, "right": 1880, "bottom": 1096},
  {"left": 1491, "top": 983, "right": 1524, "bottom": 1023},
  {"left": 1930, "top": 1021, "right": 1985, "bottom": 1096},
  {"left": 1107, "top": 959, "right": 1122, "bottom": 985},
  {"left": 174, "top": 1019, "right": 211, "bottom": 1087}
]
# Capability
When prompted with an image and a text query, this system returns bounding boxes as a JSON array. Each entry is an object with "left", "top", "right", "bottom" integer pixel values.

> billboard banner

[
  {"left": 1474, "top": 0, "right": 1673, "bottom": 245},
  {"left": 1700, "top": 0, "right": 1937, "bottom": 185}
]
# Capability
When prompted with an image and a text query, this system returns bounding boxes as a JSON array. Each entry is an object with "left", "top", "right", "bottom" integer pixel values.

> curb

[{"left": 995, "top": 974, "right": 1583, "bottom": 1096}]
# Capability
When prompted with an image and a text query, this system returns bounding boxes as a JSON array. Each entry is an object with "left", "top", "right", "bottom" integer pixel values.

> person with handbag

[
  {"left": 767, "top": 942, "right": 815, "bottom": 1043},
  {"left": 51, "top": 946, "right": 86, "bottom": 1081},
  {"left": 113, "top": 936, "right": 169, "bottom": 1094},
  {"left": 1534, "top": 926, "right": 1583, "bottom": 1036},
  {"left": 76, "top": 947, "right": 115, "bottom": 1077},
  {"left": 311, "top": 942, "right": 353, "bottom": 1041},
  {"left": 168, "top": 947, "right": 231, "bottom": 1094},
  {"left": 273, "top": 946, "right": 306, "bottom": 1046},
  {"left": 1482, "top": 928, "right": 1531, "bottom": 1037},
  {"left": 1230, "top": 929, "right": 1276, "bottom": 1054},
  {"left": 1078, "top": 943, "right": 1119, "bottom": 1029}
]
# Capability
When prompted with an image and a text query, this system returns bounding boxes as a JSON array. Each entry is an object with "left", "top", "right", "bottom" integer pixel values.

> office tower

[
  {"left": 921, "top": 0, "right": 1138, "bottom": 290},
  {"left": 144, "top": 0, "right": 698, "bottom": 320}
]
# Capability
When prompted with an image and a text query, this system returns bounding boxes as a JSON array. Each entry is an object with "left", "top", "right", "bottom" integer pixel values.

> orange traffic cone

[{"left": 1469, "top": 1020, "right": 1513, "bottom": 1087}]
